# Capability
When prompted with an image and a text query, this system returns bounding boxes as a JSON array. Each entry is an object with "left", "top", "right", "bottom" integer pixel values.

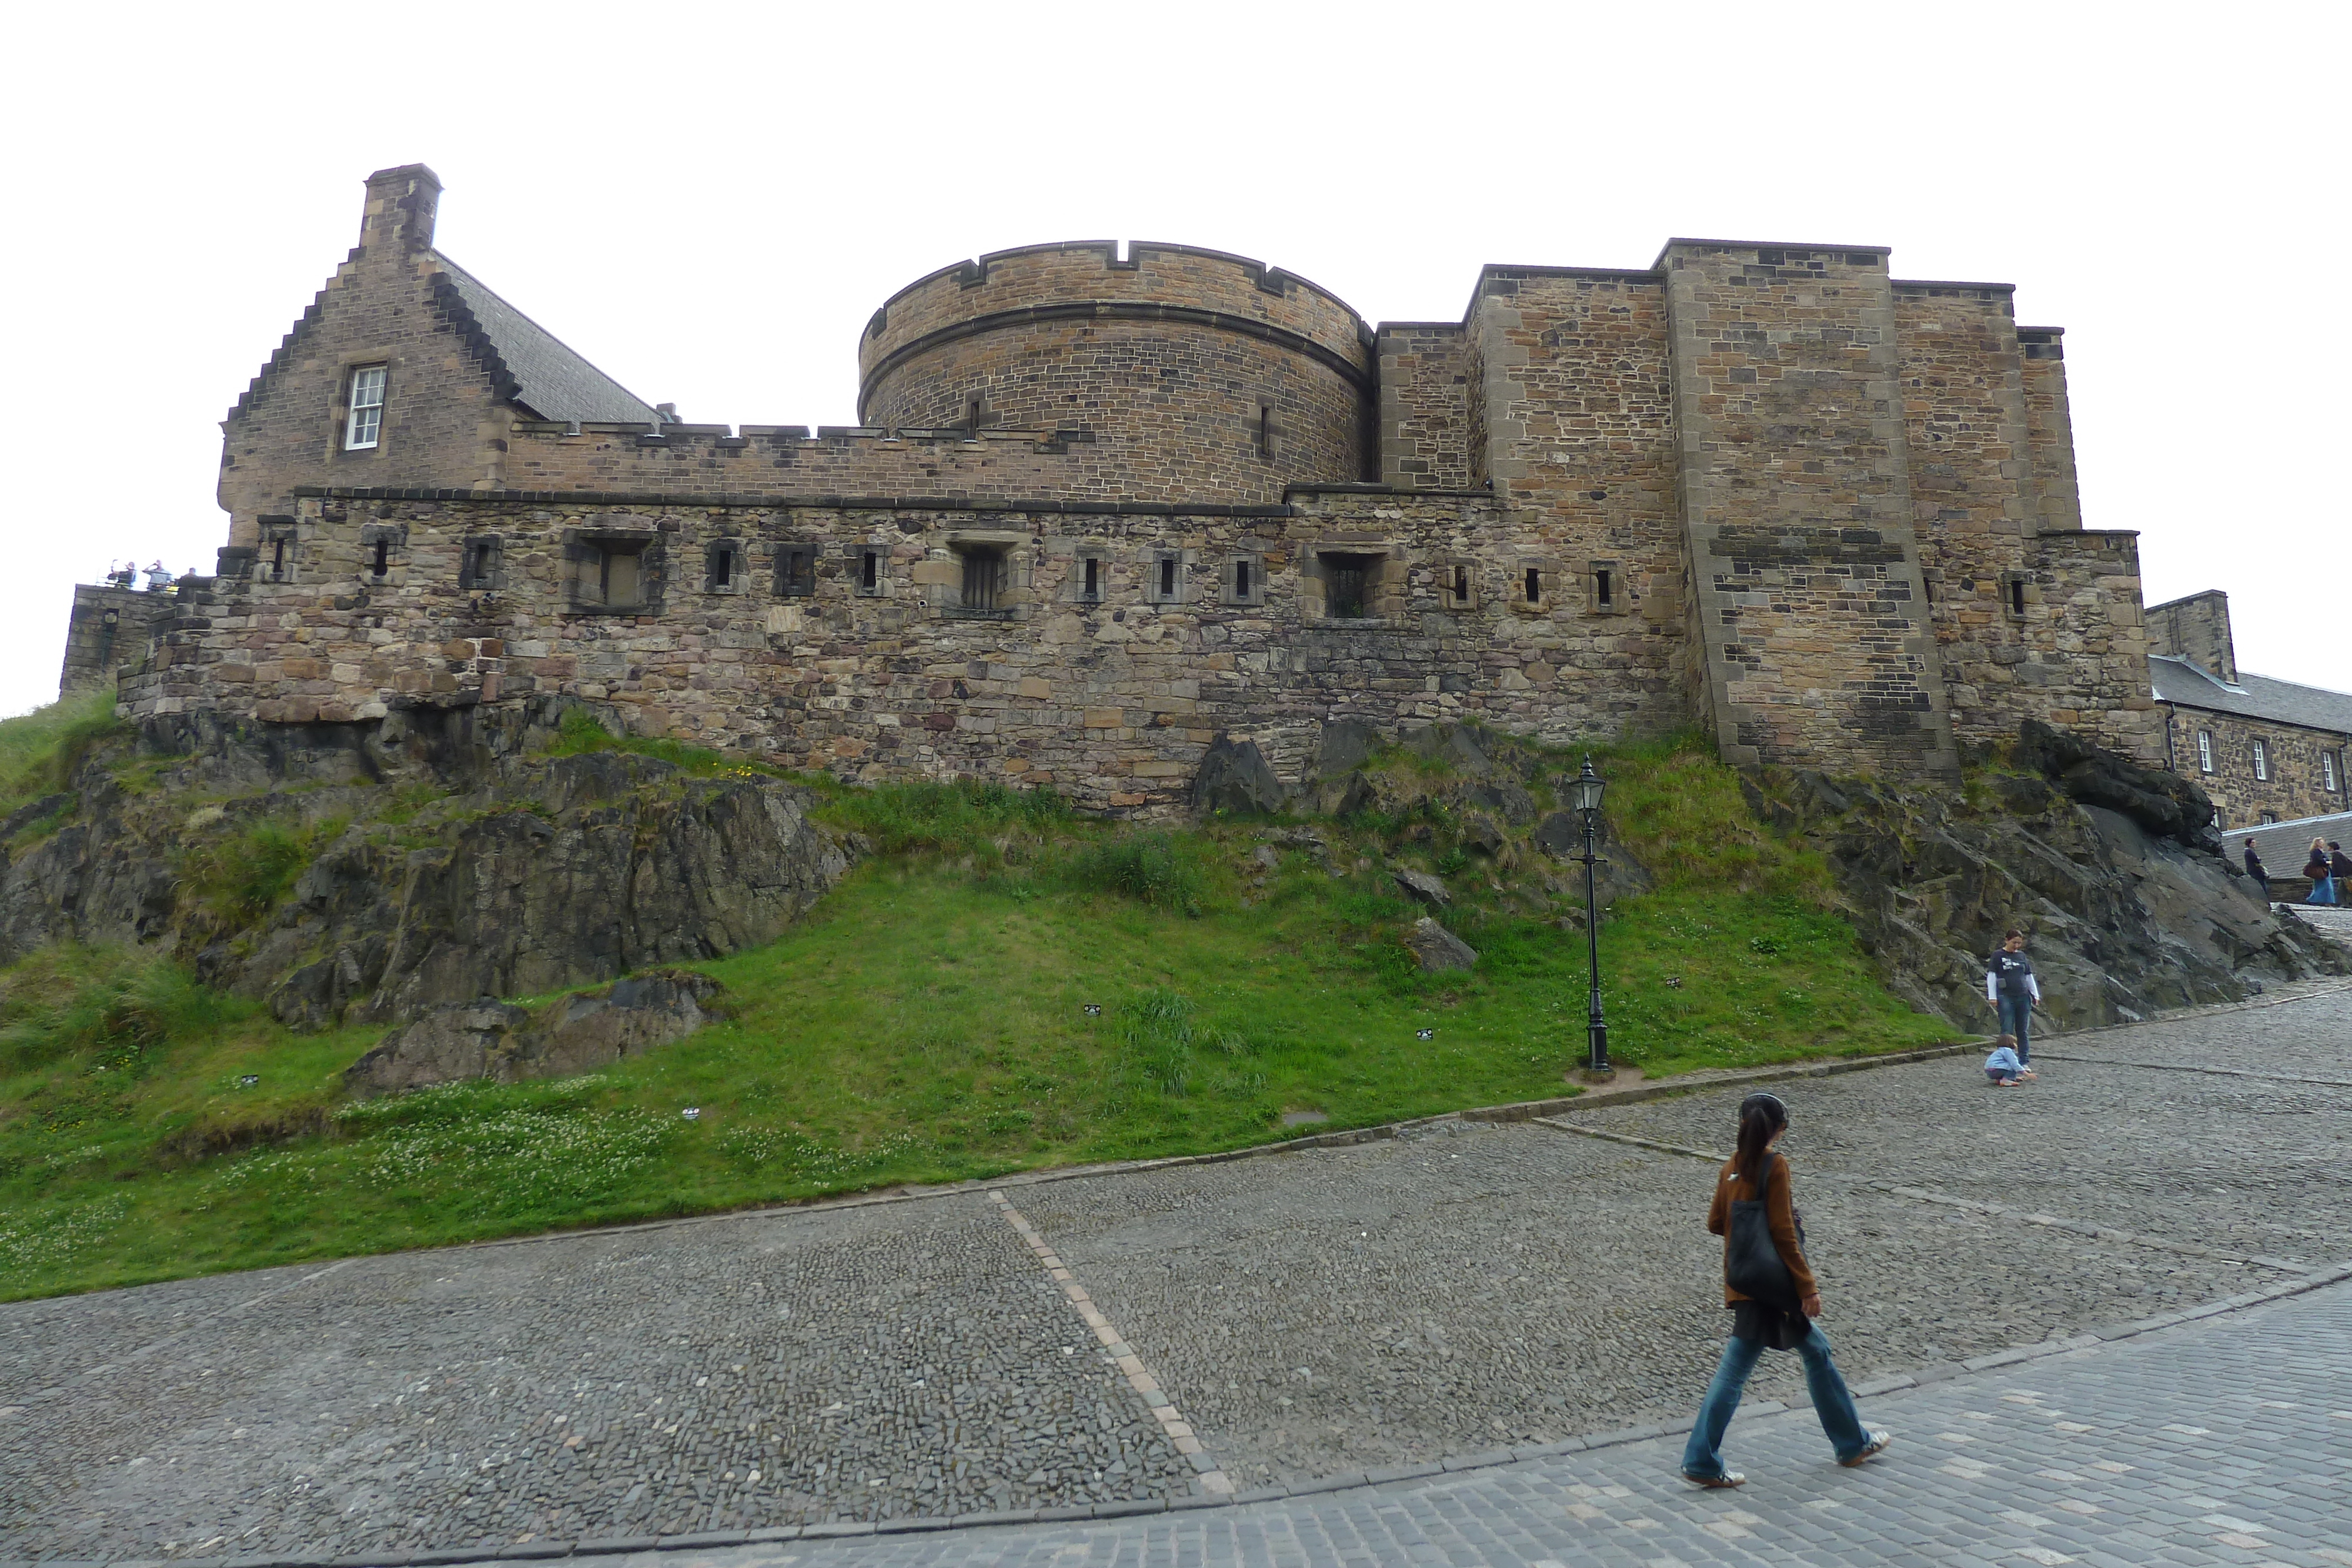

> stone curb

[{"left": 54, "top": 1264, "right": 2348, "bottom": 1568}]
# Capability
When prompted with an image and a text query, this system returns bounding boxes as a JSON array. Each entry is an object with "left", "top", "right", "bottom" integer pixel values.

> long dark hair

[{"left": 1734, "top": 1092, "right": 1789, "bottom": 1184}]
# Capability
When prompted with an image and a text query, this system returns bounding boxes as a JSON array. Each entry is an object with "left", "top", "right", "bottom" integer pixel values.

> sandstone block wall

[
  {"left": 1662, "top": 242, "right": 1959, "bottom": 777},
  {"left": 858, "top": 242, "right": 1374, "bottom": 503},
  {"left": 219, "top": 167, "right": 510, "bottom": 546},
  {"left": 126, "top": 485, "right": 1730, "bottom": 813},
  {"left": 58, "top": 585, "right": 170, "bottom": 696},
  {"left": 1458, "top": 268, "right": 1686, "bottom": 738},
  {"left": 1377, "top": 324, "right": 1473, "bottom": 489},
  {"left": 2170, "top": 708, "right": 2352, "bottom": 828},
  {"left": 2020, "top": 330, "right": 2084, "bottom": 533},
  {"left": 2147, "top": 590, "right": 2240, "bottom": 683}
]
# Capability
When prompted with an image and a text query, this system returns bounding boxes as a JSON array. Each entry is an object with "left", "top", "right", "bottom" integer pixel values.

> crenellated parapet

[{"left": 857, "top": 242, "right": 1377, "bottom": 503}]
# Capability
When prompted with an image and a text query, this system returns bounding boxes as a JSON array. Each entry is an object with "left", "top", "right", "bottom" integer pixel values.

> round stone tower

[{"left": 858, "top": 242, "right": 1375, "bottom": 503}]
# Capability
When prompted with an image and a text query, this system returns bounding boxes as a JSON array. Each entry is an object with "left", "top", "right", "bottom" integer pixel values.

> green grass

[
  {"left": 0, "top": 731, "right": 1959, "bottom": 1300},
  {"left": 0, "top": 686, "right": 126, "bottom": 814}
]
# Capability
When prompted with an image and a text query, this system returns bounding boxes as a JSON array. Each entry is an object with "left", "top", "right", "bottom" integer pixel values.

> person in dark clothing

[
  {"left": 2332, "top": 843, "right": 2352, "bottom": 898},
  {"left": 1679, "top": 1092, "right": 1890, "bottom": 1487},
  {"left": 2244, "top": 840, "right": 2271, "bottom": 903},
  {"left": 1986, "top": 930, "right": 2040, "bottom": 1065}
]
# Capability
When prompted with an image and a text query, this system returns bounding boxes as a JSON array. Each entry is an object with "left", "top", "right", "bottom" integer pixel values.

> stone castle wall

[
  {"left": 1376, "top": 324, "right": 1474, "bottom": 490},
  {"left": 857, "top": 242, "right": 1374, "bottom": 503},
  {"left": 1662, "top": 243, "right": 1959, "bottom": 776},
  {"left": 156, "top": 164, "right": 2173, "bottom": 796},
  {"left": 126, "top": 484, "right": 1732, "bottom": 812},
  {"left": 58, "top": 585, "right": 172, "bottom": 694},
  {"left": 1455, "top": 269, "right": 1687, "bottom": 740}
]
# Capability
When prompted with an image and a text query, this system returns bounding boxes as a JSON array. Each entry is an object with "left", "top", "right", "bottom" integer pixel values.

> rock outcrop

[
  {"left": 344, "top": 971, "right": 727, "bottom": 1095},
  {"left": 0, "top": 706, "right": 853, "bottom": 1031},
  {"left": 1404, "top": 917, "right": 1479, "bottom": 972},
  {"left": 1747, "top": 748, "right": 2347, "bottom": 1028}
]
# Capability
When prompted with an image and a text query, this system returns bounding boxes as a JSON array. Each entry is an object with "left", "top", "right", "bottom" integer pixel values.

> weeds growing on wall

[{"left": 540, "top": 707, "right": 780, "bottom": 779}]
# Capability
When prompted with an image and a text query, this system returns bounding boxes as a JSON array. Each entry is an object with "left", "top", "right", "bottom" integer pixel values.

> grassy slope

[{"left": 0, "top": 721, "right": 1955, "bottom": 1299}]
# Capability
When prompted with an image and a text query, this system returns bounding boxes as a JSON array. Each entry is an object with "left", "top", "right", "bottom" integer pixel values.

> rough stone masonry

[{"left": 106, "top": 166, "right": 2160, "bottom": 811}]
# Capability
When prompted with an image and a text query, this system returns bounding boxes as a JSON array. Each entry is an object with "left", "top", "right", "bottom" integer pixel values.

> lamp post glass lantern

[{"left": 1572, "top": 755, "right": 1609, "bottom": 1074}]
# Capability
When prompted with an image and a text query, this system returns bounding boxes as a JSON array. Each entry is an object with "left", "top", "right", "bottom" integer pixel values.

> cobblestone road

[
  {"left": 4, "top": 984, "right": 2347, "bottom": 1563},
  {"left": 570, "top": 1274, "right": 2352, "bottom": 1567}
]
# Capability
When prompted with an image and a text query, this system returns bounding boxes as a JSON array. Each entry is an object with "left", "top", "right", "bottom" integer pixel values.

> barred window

[{"left": 345, "top": 365, "right": 387, "bottom": 450}]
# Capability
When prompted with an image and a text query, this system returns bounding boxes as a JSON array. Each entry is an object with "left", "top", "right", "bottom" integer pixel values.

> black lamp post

[{"left": 1568, "top": 754, "right": 1610, "bottom": 1075}]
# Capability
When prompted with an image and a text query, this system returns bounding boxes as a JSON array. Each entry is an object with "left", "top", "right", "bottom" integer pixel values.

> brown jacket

[{"left": 1706, "top": 1153, "right": 1819, "bottom": 1307}]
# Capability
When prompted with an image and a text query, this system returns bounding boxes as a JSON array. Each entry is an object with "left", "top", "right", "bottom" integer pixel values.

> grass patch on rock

[{"left": 0, "top": 733, "right": 1956, "bottom": 1300}]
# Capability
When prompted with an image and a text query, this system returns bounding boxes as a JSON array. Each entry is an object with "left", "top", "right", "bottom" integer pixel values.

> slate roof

[
  {"left": 2149, "top": 655, "right": 2352, "bottom": 737},
  {"left": 432, "top": 257, "right": 660, "bottom": 424}
]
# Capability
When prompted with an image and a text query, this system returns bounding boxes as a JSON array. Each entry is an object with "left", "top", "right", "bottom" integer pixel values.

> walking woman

[
  {"left": 2306, "top": 838, "right": 2337, "bottom": 905},
  {"left": 1680, "top": 1092, "right": 1891, "bottom": 1487}
]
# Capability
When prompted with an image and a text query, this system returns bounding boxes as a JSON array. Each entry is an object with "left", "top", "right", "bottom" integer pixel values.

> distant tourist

[
  {"left": 1985, "top": 930, "right": 2041, "bottom": 1065},
  {"left": 2333, "top": 844, "right": 2352, "bottom": 902},
  {"left": 2306, "top": 840, "right": 2336, "bottom": 905},
  {"left": 1679, "top": 1092, "right": 1891, "bottom": 1487},
  {"left": 2244, "top": 839, "right": 2270, "bottom": 903},
  {"left": 143, "top": 559, "right": 173, "bottom": 593},
  {"left": 1984, "top": 1035, "right": 2033, "bottom": 1086}
]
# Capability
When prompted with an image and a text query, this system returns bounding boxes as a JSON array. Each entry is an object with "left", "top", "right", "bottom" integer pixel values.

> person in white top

[{"left": 1985, "top": 930, "right": 2041, "bottom": 1066}]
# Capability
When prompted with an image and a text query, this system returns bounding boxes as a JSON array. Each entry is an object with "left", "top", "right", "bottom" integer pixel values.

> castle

[{"left": 86, "top": 164, "right": 2168, "bottom": 810}]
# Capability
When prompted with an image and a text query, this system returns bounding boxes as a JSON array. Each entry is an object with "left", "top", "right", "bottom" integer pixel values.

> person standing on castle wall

[
  {"left": 2244, "top": 839, "right": 2271, "bottom": 904},
  {"left": 1986, "top": 931, "right": 2040, "bottom": 1065}
]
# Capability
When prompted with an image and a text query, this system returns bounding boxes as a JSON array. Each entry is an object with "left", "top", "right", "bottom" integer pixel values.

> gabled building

[
  {"left": 2148, "top": 590, "right": 2351, "bottom": 826},
  {"left": 218, "top": 165, "right": 667, "bottom": 549}
]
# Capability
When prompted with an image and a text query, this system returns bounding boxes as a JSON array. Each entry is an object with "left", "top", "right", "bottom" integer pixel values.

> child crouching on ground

[{"left": 1984, "top": 1034, "right": 2034, "bottom": 1086}]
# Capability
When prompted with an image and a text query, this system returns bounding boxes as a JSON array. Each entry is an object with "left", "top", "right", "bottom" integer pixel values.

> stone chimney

[
  {"left": 359, "top": 164, "right": 442, "bottom": 256},
  {"left": 2147, "top": 589, "right": 2239, "bottom": 684}
]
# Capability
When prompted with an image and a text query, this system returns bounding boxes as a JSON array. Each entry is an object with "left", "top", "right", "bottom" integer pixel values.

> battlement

[
  {"left": 859, "top": 240, "right": 1374, "bottom": 402},
  {"left": 856, "top": 240, "right": 1377, "bottom": 503}
]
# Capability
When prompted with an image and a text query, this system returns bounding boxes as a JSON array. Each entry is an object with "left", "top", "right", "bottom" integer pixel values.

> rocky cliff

[
  {"left": 0, "top": 701, "right": 853, "bottom": 1032},
  {"left": 1742, "top": 720, "right": 2348, "bottom": 1028}
]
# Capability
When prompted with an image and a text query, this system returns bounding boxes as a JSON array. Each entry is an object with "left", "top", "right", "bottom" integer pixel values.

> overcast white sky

[{"left": 4, "top": 1, "right": 2343, "bottom": 717}]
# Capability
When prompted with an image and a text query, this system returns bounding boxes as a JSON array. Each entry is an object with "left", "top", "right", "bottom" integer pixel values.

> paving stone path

[
  {"left": 4, "top": 984, "right": 2348, "bottom": 1564},
  {"left": 527, "top": 1275, "right": 2352, "bottom": 1567}
]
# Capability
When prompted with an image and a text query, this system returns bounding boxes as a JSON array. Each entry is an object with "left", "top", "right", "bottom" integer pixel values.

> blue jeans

[
  {"left": 1682, "top": 1322, "right": 1869, "bottom": 1476},
  {"left": 1997, "top": 992, "right": 2033, "bottom": 1063}
]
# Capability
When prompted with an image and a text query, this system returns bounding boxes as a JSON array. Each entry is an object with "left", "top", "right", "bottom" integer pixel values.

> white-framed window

[
  {"left": 2252, "top": 739, "right": 2270, "bottom": 782},
  {"left": 2196, "top": 730, "right": 2214, "bottom": 773},
  {"left": 345, "top": 365, "right": 387, "bottom": 450},
  {"left": 2326, "top": 751, "right": 2342, "bottom": 793}
]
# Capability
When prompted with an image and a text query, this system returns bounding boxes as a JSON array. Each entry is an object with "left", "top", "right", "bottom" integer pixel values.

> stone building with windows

[
  {"left": 2148, "top": 590, "right": 2352, "bottom": 828},
  {"left": 107, "top": 164, "right": 2171, "bottom": 811}
]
